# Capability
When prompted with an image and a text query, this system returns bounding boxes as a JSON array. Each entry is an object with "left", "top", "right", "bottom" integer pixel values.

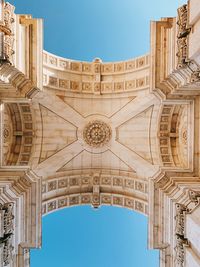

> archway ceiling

[{"left": 32, "top": 86, "right": 160, "bottom": 180}]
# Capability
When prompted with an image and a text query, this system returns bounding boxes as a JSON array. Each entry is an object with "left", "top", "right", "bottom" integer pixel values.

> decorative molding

[
  {"left": 43, "top": 51, "right": 149, "bottom": 74},
  {"left": 151, "top": 13, "right": 200, "bottom": 99},
  {"left": 158, "top": 104, "right": 190, "bottom": 168},
  {"left": 45, "top": 76, "right": 150, "bottom": 94},
  {"left": 149, "top": 170, "right": 200, "bottom": 267},
  {"left": 0, "top": 63, "right": 40, "bottom": 98},
  {"left": 3, "top": 103, "right": 34, "bottom": 166},
  {"left": 42, "top": 193, "right": 148, "bottom": 216},
  {"left": 42, "top": 172, "right": 148, "bottom": 215},
  {"left": 43, "top": 51, "right": 150, "bottom": 95}
]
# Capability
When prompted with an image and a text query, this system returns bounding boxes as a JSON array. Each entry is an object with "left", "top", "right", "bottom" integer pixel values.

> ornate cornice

[
  {"left": 149, "top": 170, "right": 200, "bottom": 266},
  {"left": 174, "top": 190, "right": 200, "bottom": 267},
  {"left": 0, "top": 63, "right": 40, "bottom": 98},
  {"left": 151, "top": 4, "right": 200, "bottom": 100}
]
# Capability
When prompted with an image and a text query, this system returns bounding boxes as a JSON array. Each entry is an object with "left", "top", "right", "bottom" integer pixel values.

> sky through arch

[
  {"left": 10, "top": 0, "right": 186, "bottom": 62},
  {"left": 36, "top": 206, "right": 158, "bottom": 267},
  {"left": 9, "top": 0, "right": 187, "bottom": 266}
]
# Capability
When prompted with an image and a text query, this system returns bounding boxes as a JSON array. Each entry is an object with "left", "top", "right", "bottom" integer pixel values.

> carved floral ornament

[{"left": 83, "top": 120, "right": 112, "bottom": 148}]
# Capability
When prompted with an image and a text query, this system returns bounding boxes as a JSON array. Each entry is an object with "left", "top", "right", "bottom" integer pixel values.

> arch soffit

[
  {"left": 43, "top": 50, "right": 150, "bottom": 96},
  {"left": 42, "top": 171, "right": 148, "bottom": 216}
]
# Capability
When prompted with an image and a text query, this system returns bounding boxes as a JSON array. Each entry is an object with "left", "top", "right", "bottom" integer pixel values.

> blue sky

[
  {"left": 38, "top": 206, "right": 157, "bottom": 267},
  {"left": 9, "top": 0, "right": 186, "bottom": 266},
  {"left": 10, "top": 0, "right": 186, "bottom": 61}
]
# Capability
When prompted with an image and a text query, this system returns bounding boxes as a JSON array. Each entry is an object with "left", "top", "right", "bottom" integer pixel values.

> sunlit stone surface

[{"left": 0, "top": 1, "right": 200, "bottom": 267}]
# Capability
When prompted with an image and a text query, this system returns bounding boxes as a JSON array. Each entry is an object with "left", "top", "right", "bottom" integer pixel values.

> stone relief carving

[
  {"left": 3, "top": 3, "right": 15, "bottom": 30},
  {"left": 175, "top": 234, "right": 189, "bottom": 267},
  {"left": 188, "top": 190, "right": 200, "bottom": 205},
  {"left": 173, "top": 189, "right": 200, "bottom": 266},
  {"left": 174, "top": 203, "right": 189, "bottom": 267},
  {"left": 0, "top": 2, "right": 15, "bottom": 63},
  {"left": 41, "top": 173, "right": 148, "bottom": 216},
  {"left": 83, "top": 120, "right": 112, "bottom": 148},
  {"left": 176, "top": 4, "right": 191, "bottom": 68},
  {"left": 175, "top": 204, "right": 188, "bottom": 236},
  {"left": 0, "top": 203, "right": 14, "bottom": 266},
  {"left": 190, "top": 68, "right": 200, "bottom": 83}
]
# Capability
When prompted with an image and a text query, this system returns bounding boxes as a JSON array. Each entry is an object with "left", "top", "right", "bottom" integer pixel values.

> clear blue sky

[
  {"left": 10, "top": 0, "right": 186, "bottom": 61},
  {"left": 9, "top": 0, "right": 186, "bottom": 266}
]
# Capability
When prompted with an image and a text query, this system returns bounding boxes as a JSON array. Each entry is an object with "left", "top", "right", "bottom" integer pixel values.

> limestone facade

[{"left": 0, "top": 0, "right": 200, "bottom": 266}]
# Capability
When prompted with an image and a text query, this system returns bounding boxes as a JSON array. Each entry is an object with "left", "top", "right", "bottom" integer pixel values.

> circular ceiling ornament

[{"left": 83, "top": 120, "right": 112, "bottom": 148}]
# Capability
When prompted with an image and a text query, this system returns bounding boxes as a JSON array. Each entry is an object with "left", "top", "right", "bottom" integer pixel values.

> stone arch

[
  {"left": 43, "top": 51, "right": 150, "bottom": 96},
  {"left": 2, "top": 102, "right": 35, "bottom": 166},
  {"left": 41, "top": 171, "right": 148, "bottom": 216},
  {"left": 158, "top": 102, "right": 193, "bottom": 169},
  {"left": 1, "top": 1, "right": 200, "bottom": 266}
]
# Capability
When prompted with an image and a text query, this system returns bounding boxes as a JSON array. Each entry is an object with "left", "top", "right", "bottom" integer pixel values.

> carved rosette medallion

[{"left": 83, "top": 120, "right": 112, "bottom": 148}]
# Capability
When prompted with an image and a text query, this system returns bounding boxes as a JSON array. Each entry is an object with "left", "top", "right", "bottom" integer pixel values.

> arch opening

[
  {"left": 41, "top": 171, "right": 149, "bottom": 216},
  {"left": 31, "top": 206, "right": 159, "bottom": 267}
]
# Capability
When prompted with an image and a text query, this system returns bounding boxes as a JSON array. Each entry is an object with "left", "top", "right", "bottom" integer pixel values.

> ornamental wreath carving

[{"left": 83, "top": 120, "right": 112, "bottom": 148}]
